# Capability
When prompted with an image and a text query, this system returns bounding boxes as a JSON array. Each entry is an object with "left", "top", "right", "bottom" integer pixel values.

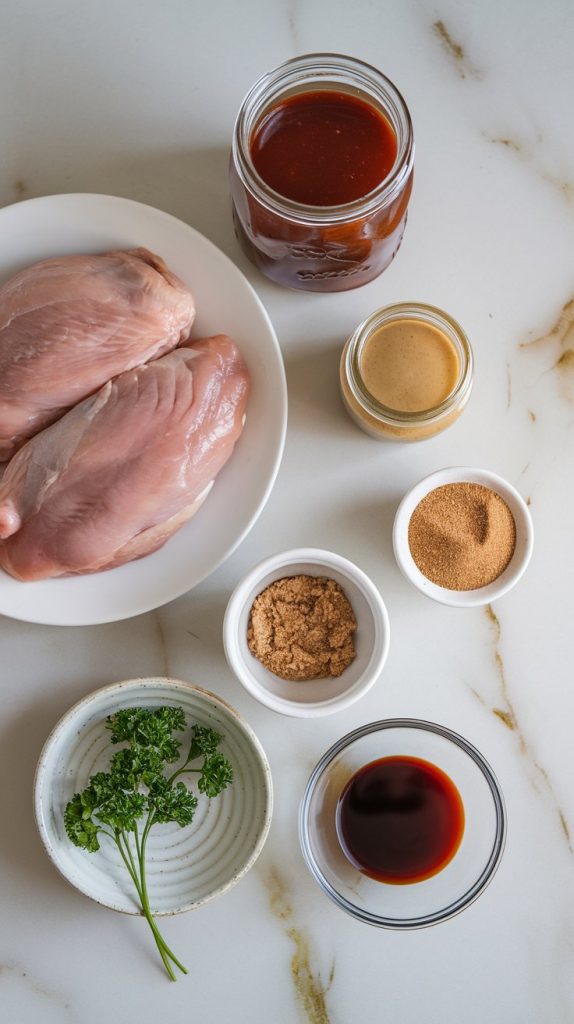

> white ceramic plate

[
  {"left": 34, "top": 677, "right": 273, "bottom": 915},
  {"left": 0, "top": 194, "right": 287, "bottom": 625}
]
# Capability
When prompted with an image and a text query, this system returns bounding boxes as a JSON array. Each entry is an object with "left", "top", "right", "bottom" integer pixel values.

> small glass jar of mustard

[{"left": 340, "top": 302, "right": 473, "bottom": 441}]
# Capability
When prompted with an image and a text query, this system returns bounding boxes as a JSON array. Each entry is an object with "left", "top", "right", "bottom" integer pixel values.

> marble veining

[
  {"left": 287, "top": 0, "right": 302, "bottom": 50},
  {"left": 0, "top": 962, "right": 74, "bottom": 1018},
  {"left": 432, "top": 20, "right": 482, "bottom": 80},
  {"left": 152, "top": 610, "right": 170, "bottom": 678},
  {"left": 264, "top": 866, "right": 334, "bottom": 1024},
  {"left": 482, "top": 606, "right": 572, "bottom": 852},
  {"left": 521, "top": 298, "right": 574, "bottom": 352},
  {"left": 521, "top": 298, "right": 574, "bottom": 404},
  {"left": 487, "top": 136, "right": 574, "bottom": 203}
]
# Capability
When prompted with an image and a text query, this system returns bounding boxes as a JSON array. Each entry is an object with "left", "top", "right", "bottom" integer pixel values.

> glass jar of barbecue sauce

[{"left": 230, "top": 54, "right": 414, "bottom": 292}]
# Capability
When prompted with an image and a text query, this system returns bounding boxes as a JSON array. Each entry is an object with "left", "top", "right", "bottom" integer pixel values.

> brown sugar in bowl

[
  {"left": 392, "top": 467, "right": 534, "bottom": 607},
  {"left": 247, "top": 575, "right": 358, "bottom": 682},
  {"left": 223, "top": 548, "right": 390, "bottom": 717}
]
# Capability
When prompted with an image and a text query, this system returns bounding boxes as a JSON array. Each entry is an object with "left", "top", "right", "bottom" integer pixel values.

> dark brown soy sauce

[{"left": 336, "top": 756, "right": 465, "bottom": 884}]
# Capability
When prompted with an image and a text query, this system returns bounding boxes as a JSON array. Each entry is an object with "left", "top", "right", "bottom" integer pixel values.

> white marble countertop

[{"left": 1, "top": 1, "right": 574, "bottom": 1021}]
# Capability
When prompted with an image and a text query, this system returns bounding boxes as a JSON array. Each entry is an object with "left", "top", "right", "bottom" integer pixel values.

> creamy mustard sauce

[{"left": 359, "top": 319, "right": 460, "bottom": 413}]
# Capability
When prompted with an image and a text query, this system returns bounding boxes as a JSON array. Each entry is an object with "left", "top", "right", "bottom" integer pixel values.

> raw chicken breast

[
  {"left": 0, "top": 248, "right": 195, "bottom": 460},
  {"left": 0, "top": 335, "right": 250, "bottom": 580}
]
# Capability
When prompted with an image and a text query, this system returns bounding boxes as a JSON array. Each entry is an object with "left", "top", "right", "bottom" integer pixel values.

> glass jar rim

[
  {"left": 344, "top": 302, "right": 474, "bottom": 426},
  {"left": 232, "top": 52, "right": 414, "bottom": 225}
]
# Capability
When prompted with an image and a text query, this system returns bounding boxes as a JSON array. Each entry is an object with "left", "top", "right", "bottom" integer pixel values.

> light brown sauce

[{"left": 359, "top": 319, "right": 460, "bottom": 413}]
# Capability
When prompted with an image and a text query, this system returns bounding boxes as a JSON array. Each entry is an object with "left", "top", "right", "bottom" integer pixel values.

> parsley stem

[
  {"left": 146, "top": 916, "right": 177, "bottom": 982},
  {"left": 138, "top": 812, "right": 188, "bottom": 978},
  {"left": 122, "top": 832, "right": 142, "bottom": 892},
  {"left": 115, "top": 830, "right": 177, "bottom": 981},
  {"left": 114, "top": 833, "right": 143, "bottom": 902},
  {"left": 166, "top": 766, "right": 201, "bottom": 785},
  {"left": 133, "top": 826, "right": 142, "bottom": 863},
  {"left": 141, "top": 904, "right": 182, "bottom": 981},
  {"left": 141, "top": 809, "right": 156, "bottom": 847}
]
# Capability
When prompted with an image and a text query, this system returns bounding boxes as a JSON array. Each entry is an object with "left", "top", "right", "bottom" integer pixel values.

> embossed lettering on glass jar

[
  {"left": 230, "top": 54, "right": 414, "bottom": 293},
  {"left": 340, "top": 303, "right": 474, "bottom": 442}
]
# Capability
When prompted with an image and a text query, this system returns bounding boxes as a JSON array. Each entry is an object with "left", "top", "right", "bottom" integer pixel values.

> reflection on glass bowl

[{"left": 299, "top": 719, "right": 506, "bottom": 928}]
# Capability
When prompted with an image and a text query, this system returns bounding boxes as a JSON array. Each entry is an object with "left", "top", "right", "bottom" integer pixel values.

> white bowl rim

[
  {"left": 34, "top": 676, "right": 274, "bottom": 915},
  {"left": 392, "top": 466, "right": 534, "bottom": 607},
  {"left": 299, "top": 717, "right": 507, "bottom": 929},
  {"left": 223, "top": 547, "right": 391, "bottom": 718}
]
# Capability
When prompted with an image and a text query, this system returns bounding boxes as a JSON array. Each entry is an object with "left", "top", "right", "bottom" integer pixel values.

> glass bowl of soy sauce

[{"left": 299, "top": 719, "right": 506, "bottom": 928}]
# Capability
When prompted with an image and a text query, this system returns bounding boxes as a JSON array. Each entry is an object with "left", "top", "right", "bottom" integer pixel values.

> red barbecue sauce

[
  {"left": 337, "top": 756, "right": 465, "bottom": 884},
  {"left": 250, "top": 90, "right": 398, "bottom": 206}
]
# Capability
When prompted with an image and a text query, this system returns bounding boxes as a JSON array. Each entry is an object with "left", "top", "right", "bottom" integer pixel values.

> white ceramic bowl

[
  {"left": 34, "top": 677, "right": 273, "bottom": 915},
  {"left": 393, "top": 467, "right": 534, "bottom": 607},
  {"left": 223, "top": 548, "right": 390, "bottom": 717}
]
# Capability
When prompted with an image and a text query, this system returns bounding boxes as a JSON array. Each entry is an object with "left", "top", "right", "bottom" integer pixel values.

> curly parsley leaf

[
  {"left": 63, "top": 704, "right": 233, "bottom": 981},
  {"left": 198, "top": 753, "right": 234, "bottom": 797},
  {"left": 109, "top": 745, "right": 164, "bottom": 790},
  {"left": 106, "top": 706, "right": 185, "bottom": 764},
  {"left": 148, "top": 777, "right": 198, "bottom": 827},
  {"left": 64, "top": 793, "right": 101, "bottom": 853},
  {"left": 188, "top": 724, "right": 223, "bottom": 761}
]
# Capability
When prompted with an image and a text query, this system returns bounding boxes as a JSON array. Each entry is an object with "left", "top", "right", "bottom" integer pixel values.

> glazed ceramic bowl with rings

[
  {"left": 299, "top": 719, "right": 506, "bottom": 928},
  {"left": 35, "top": 677, "right": 273, "bottom": 915},
  {"left": 223, "top": 548, "right": 390, "bottom": 718},
  {"left": 392, "top": 466, "right": 534, "bottom": 607}
]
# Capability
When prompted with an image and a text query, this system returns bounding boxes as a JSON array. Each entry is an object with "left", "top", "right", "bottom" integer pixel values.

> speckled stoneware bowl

[{"left": 34, "top": 677, "right": 273, "bottom": 915}]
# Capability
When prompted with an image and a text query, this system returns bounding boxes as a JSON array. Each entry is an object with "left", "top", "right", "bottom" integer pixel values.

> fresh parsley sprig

[{"left": 64, "top": 706, "right": 233, "bottom": 980}]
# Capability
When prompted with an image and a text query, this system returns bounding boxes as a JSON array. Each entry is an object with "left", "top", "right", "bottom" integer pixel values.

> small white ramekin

[
  {"left": 223, "top": 548, "right": 390, "bottom": 717},
  {"left": 393, "top": 467, "right": 534, "bottom": 607}
]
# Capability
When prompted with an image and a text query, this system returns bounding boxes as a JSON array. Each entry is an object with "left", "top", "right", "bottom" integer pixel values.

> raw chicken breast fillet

[
  {"left": 0, "top": 248, "right": 195, "bottom": 460},
  {"left": 0, "top": 335, "right": 250, "bottom": 580}
]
